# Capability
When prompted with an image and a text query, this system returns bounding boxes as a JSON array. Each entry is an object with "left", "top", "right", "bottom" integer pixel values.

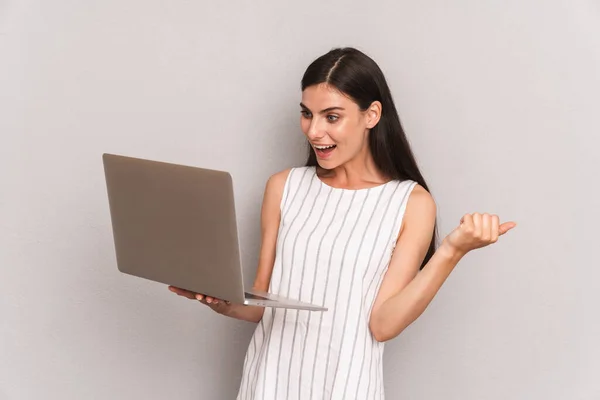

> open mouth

[{"left": 313, "top": 144, "right": 337, "bottom": 158}]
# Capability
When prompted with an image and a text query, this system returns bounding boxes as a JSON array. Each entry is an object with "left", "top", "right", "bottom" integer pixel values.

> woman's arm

[
  {"left": 368, "top": 185, "right": 516, "bottom": 342},
  {"left": 170, "top": 169, "right": 291, "bottom": 323}
]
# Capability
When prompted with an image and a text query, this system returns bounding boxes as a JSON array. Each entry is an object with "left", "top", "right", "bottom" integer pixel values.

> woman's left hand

[{"left": 443, "top": 212, "right": 516, "bottom": 256}]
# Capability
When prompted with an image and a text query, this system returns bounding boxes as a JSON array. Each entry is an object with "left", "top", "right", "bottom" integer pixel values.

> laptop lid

[{"left": 102, "top": 153, "right": 246, "bottom": 303}]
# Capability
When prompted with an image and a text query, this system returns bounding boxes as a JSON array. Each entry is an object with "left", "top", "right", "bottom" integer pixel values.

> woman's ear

[{"left": 366, "top": 101, "right": 382, "bottom": 128}]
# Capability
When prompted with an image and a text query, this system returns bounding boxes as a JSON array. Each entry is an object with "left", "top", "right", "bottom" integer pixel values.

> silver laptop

[{"left": 102, "top": 153, "right": 326, "bottom": 311}]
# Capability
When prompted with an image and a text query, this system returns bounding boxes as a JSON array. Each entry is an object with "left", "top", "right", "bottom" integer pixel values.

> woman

[{"left": 169, "top": 47, "right": 516, "bottom": 399}]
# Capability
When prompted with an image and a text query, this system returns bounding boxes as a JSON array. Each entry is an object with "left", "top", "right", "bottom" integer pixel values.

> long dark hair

[{"left": 301, "top": 47, "right": 437, "bottom": 269}]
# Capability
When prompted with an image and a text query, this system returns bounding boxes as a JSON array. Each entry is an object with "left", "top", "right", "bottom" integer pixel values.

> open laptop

[{"left": 102, "top": 153, "right": 326, "bottom": 311}]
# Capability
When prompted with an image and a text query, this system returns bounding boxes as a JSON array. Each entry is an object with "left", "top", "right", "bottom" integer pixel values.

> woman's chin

[{"left": 316, "top": 159, "right": 336, "bottom": 170}]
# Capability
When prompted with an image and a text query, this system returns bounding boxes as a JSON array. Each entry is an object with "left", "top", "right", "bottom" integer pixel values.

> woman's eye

[
  {"left": 327, "top": 115, "right": 339, "bottom": 122},
  {"left": 301, "top": 111, "right": 312, "bottom": 118}
]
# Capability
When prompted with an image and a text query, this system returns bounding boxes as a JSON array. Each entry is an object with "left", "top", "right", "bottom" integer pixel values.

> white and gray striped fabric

[{"left": 237, "top": 166, "right": 417, "bottom": 400}]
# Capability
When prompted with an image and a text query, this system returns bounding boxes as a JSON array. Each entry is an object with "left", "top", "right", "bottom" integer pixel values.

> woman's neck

[{"left": 316, "top": 152, "right": 390, "bottom": 190}]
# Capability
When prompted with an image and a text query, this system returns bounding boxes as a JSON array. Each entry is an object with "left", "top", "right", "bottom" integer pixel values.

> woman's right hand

[{"left": 168, "top": 286, "right": 233, "bottom": 315}]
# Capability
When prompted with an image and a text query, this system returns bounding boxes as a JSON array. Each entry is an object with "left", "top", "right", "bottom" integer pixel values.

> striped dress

[{"left": 236, "top": 166, "right": 417, "bottom": 400}]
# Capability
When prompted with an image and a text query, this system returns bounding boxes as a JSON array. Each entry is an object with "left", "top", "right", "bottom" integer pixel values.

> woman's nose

[{"left": 306, "top": 120, "right": 325, "bottom": 141}]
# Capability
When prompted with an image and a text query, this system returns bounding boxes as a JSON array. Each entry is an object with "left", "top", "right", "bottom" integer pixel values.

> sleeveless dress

[{"left": 236, "top": 166, "right": 417, "bottom": 400}]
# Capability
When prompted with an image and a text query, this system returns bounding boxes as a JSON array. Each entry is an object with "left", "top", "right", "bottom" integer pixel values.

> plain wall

[{"left": 1, "top": 0, "right": 598, "bottom": 399}]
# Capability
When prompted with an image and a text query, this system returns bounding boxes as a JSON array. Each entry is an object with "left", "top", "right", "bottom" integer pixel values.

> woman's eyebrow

[{"left": 300, "top": 103, "right": 345, "bottom": 113}]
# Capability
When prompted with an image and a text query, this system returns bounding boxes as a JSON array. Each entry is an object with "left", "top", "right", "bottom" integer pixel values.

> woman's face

[{"left": 300, "top": 83, "right": 379, "bottom": 170}]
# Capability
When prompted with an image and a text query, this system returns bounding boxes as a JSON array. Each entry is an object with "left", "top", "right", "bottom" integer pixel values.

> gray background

[{"left": 1, "top": 0, "right": 598, "bottom": 399}]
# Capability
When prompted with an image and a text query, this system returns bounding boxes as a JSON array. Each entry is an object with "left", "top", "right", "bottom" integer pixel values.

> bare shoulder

[
  {"left": 260, "top": 168, "right": 294, "bottom": 214},
  {"left": 265, "top": 168, "right": 293, "bottom": 191},
  {"left": 401, "top": 183, "right": 437, "bottom": 232},
  {"left": 407, "top": 183, "right": 436, "bottom": 212}
]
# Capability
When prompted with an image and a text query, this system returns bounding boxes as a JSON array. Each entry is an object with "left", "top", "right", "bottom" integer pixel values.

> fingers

[
  {"left": 473, "top": 213, "right": 483, "bottom": 238},
  {"left": 465, "top": 213, "right": 514, "bottom": 237},
  {"left": 194, "top": 294, "right": 225, "bottom": 306},
  {"left": 461, "top": 213, "right": 474, "bottom": 232},
  {"left": 206, "top": 297, "right": 228, "bottom": 305},
  {"left": 195, "top": 294, "right": 213, "bottom": 303},
  {"left": 499, "top": 221, "right": 517, "bottom": 235},
  {"left": 481, "top": 213, "right": 491, "bottom": 241},
  {"left": 458, "top": 212, "right": 515, "bottom": 251},
  {"left": 169, "top": 286, "right": 229, "bottom": 310},
  {"left": 491, "top": 215, "right": 500, "bottom": 243},
  {"left": 168, "top": 286, "right": 197, "bottom": 300}
]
